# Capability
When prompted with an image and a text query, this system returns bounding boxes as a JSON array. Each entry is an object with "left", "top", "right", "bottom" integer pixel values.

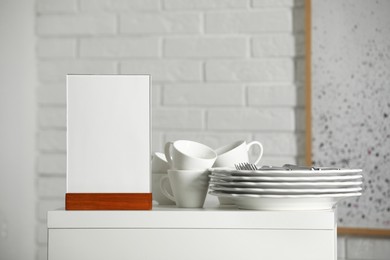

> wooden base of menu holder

[{"left": 65, "top": 193, "right": 152, "bottom": 210}]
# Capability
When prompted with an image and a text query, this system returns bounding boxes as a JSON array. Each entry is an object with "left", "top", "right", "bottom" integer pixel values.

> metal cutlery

[
  {"left": 234, "top": 163, "right": 286, "bottom": 171},
  {"left": 234, "top": 163, "right": 341, "bottom": 171}
]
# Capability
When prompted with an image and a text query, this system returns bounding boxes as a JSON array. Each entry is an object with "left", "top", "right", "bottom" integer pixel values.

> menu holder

[{"left": 66, "top": 75, "right": 151, "bottom": 210}]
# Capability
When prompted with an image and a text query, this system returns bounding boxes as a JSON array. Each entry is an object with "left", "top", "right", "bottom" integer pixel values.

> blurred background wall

[{"left": 312, "top": 0, "right": 390, "bottom": 259}]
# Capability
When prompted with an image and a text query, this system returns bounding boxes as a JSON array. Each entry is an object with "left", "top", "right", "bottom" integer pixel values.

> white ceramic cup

[
  {"left": 152, "top": 173, "right": 175, "bottom": 205},
  {"left": 160, "top": 169, "right": 210, "bottom": 208},
  {"left": 151, "top": 152, "right": 169, "bottom": 173},
  {"left": 164, "top": 140, "right": 217, "bottom": 170},
  {"left": 213, "top": 140, "right": 264, "bottom": 168}
]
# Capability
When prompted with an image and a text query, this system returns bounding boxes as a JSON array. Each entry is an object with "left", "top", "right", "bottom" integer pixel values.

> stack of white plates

[{"left": 208, "top": 167, "right": 363, "bottom": 210}]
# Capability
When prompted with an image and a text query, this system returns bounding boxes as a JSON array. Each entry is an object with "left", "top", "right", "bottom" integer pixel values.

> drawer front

[{"left": 48, "top": 228, "right": 335, "bottom": 260}]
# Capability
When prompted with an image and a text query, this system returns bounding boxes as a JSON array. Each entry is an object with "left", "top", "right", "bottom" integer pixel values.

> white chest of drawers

[{"left": 47, "top": 206, "right": 336, "bottom": 260}]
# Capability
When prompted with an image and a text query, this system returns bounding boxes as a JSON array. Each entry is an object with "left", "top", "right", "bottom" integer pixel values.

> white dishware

[
  {"left": 151, "top": 152, "right": 169, "bottom": 173},
  {"left": 209, "top": 191, "right": 362, "bottom": 210},
  {"left": 209, "top": 174, "right": 363, "bottom": 182},
  {"left": 209, "top": 185, "right": 362, "bottom": 194},
  {"left": 152, "top": 173, "right": 175, "bottom": 205},
  {"left": 217, "top": 196, "right": 235, "bottom": 205},
  {"left": 160, "top": 169, "right": 210, "bottom": 208},
  {"left": 209, "top": 167, "right": 363, "bottom": 177},
  {"left": 165, "top": 140, "right": 217, "bottom": 170},
  {"left": 212, "top": 140, "right": 261, "bottom": 207},
  {"left": 209, "top": 180, "right": 363, "bottom": 188},
  {"left": 214, "top": 140, "right": 264, "bottom": 167}
]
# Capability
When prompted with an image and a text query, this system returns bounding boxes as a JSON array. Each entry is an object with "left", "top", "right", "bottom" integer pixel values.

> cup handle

[
  {"left": 164, "top": 141, "right": 173, "bottom": 168},
  {"left": 247, "top": 141, "right": 264, "bottom": 165},
  {"left": 159, "top": 175, "right": 175, "bottom": 202}
]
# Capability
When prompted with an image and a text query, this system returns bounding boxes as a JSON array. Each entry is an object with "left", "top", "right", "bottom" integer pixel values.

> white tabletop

[{"left": 48, "top": 205, "right": 335, "bottom": 230}]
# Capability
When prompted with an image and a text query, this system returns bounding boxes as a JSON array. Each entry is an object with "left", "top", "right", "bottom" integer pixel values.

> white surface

[
  {"left": 0, "top": 0, "right": 36, "bottom": 259},
  {"left": 48, "top": 228, "right": 335, "bottom": 260},
  {"left": 47, "top": 208, "right": 335, "bottom": 229},
  {"left": 210, "top": 191, "right": 362, "bottom": 210},
  {"left": 48, "top": 208, "right": 336, "bottom": 260},
  {"left": 67, "top": 75, "right": 150, "bottom": 192}
]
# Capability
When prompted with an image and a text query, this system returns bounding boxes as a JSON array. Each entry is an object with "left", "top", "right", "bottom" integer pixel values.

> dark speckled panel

[{"left": 312, "top": 0, "right": 390, "bottom": 228}]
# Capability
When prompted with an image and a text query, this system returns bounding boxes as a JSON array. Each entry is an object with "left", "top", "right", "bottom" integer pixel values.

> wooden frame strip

[
  {"left": 338, "top": 227, "right": 390, "bottom": 237},
  {"left": 305, "top": 0, "right": 312, "bottom": 166}
]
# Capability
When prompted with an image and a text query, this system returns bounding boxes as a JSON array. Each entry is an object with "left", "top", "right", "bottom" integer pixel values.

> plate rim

[
  {"left": 209, "top": 180, "right": 363, "bottom": 187},
  {"left": 209, "top": 185, "right": 363, "bottom": 194},
  {"left": 209, "top": 190, "right": 363, "bottom": 198},
  {"left": 209, "top": 174, "right": 364, "bottom": 181},
  {"left": 209, "top": 167, "right": 363, "bottom": 176}
]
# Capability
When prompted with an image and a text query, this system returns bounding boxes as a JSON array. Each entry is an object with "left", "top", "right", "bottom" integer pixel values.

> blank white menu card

[{"left": 67, "top": 75, "right": 150, "bottom": 193}]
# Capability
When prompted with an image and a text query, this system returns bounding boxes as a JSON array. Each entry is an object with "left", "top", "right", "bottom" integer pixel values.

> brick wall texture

[{"left": 35, "top": 0, "right": 305, "bottom": 259}]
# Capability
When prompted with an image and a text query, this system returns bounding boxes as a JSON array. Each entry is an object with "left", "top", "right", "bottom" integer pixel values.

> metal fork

[
  {"left": 234, "top": 162, "right": 259, "bottom": 170},
  {"left": 235, "top": 163, "right": 339, "bottom": 171}
]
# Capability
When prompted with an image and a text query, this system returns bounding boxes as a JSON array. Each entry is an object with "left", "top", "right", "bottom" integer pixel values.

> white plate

[
  {"left": 209, "top": 191, "right": 362, "bottom": 210},
  {"left": 210, "top": 174, "right": 363, "bottom": 182},
  {"left": 209, "top": 167, "right": 362, "bottom": 177},
  {"left": 209, "top": 185, "right": 362, "bottom": 194},
  {"left": 209, "top": 180, "right": 363, "bottom": 188}
]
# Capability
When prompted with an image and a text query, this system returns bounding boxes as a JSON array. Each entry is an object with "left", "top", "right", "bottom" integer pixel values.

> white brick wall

[
  {"left": 38, "top": 61, "right": 117, "bottom": 83},
  {"left": 205, "top": 10, "right": 292, "bottom": 33},
  {"left": 163, "top": 83, "right": 245, "bottom": 106},
  {"left": 37, "top": 39, "right": 77, "bottom": 58},
  {"left": 207, "top": 108, "right": 295, "bottom": 130},
  {"left": 163, "top": 0, "right": 249, "bottom": 10},
  {"left": 120, "top": 13, "right": 202, "bottom": 34},
  {"left": 205, "top": 59, "right": 294, "bottom": 81},
  {"left": 79, "top": 0, "right": 161, "bottom": 11},
  {"left": 80, "top": 37, "right": 160, "bottom": 57},
  {"left": 37, "top": 14, "right": 117, "bottom": 35},
  {"left": 37, "top": 0, "right": 78, "bottom": 13},
  {"left": 38, "top": 107, "right": 66, "bottom": 128},
  {"left": 164, "top": 37, "right": 247, "bottom": 58},
  {"left": 121, "top": 60, "right": 202, "bottom": 81},
  {"left": 35, "top": 0, "right": 306, "bottom": 259},
  {"left": 252, "top": 34, "right": 295, "bottom": 56}
]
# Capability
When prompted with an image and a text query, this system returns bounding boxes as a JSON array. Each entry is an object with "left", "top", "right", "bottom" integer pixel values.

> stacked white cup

[
  {"left": 151, "top": 152, "right": 175, "bottom": 205},
  {"left": 161, "top": 140, "right": 217, "bottom": 208},
  {"left": 214, "top": 140, "right": 264, "bottom": 167}
]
